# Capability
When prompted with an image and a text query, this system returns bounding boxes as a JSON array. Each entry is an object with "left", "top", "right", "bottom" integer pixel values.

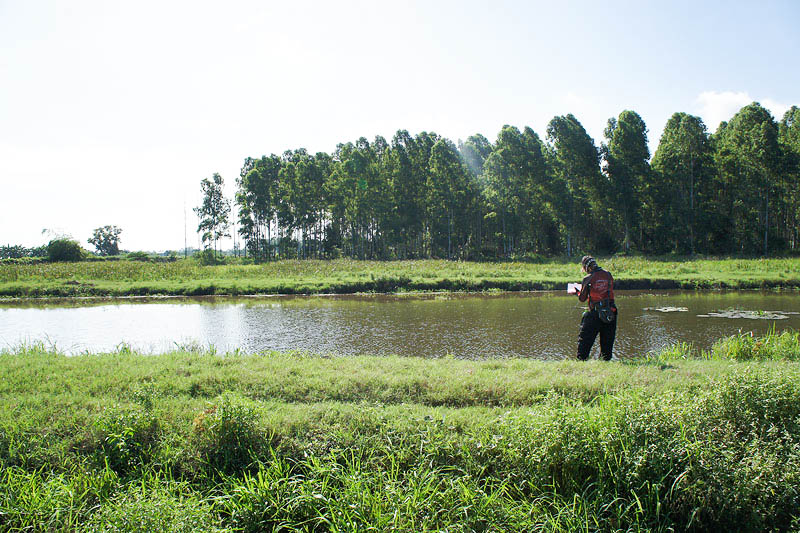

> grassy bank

[
  {"left": 3, "top": 257, "right": 800, "bottom": 298},
  {"left": 3, "top": 335, "right": 800, "bottom": 531}
]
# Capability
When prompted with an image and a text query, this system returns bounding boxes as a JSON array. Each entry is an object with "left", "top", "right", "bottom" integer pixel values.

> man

[{"left": 574, "top": 255, "right": 617, "bottom": 361}]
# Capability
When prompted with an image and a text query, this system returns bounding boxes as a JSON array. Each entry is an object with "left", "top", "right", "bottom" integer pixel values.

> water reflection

[{"left": 1, "top": 291, "right": 799, "bottom": 359}]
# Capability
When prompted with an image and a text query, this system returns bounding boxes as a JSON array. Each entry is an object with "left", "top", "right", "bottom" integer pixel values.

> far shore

[{"left": 2, "top": 256, "right": 800, "bottom": 298}]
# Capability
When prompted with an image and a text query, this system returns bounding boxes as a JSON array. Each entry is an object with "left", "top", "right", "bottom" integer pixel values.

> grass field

[
  {"left": 2, "top": 333, "right": 800, "bottom": 531},
  {"left": 3, "top": 256, "right": 800, "bottom": 298}
]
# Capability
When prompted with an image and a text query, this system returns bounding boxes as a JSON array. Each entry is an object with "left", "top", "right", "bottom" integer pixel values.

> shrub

[
  {"left": 194, "top": 249, "right": 224, "bottom": 265},
  {"left": 125, "top": 251, "right": 151, "bottom": 262},
  {"left": 93, "top": 407, "right": 159, "bottom": 475},
  {"left": 193, "top": 394, "right": 265, "bottom": 474},
  {"left": 46, "top": 238, "right": 85, "bottom": 262}
]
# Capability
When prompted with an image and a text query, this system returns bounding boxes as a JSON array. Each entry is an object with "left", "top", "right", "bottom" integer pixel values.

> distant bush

[
  {"left": 126, "top": 251, "right": 151, "bottom": 262},
  {"left": 123, "top": 252, "right": 177, "bottom": 263},
  {"left": 0, "top": 244, "right": 47, "bottom": 259},
  {"left": 194, "top": 249, "right": 224, "bottom": 265},
  {"left": 84, "top": 255, "right": 121, "bottom": 262},
  {"left": 46, "top": 239, "right": 85, "bottom": 262}
]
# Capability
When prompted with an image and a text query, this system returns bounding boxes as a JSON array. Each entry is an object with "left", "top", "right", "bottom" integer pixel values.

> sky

[{"left": 1, "top": 0, "right": 798, "bottom": 252}]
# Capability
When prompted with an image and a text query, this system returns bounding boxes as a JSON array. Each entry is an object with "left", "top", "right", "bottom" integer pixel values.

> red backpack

[{"left": 589, "top": 269, "right": 615, "bottom": 323}]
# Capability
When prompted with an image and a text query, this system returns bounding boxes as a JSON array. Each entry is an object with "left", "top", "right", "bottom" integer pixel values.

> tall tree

[
  {"left": 409, "top": 132, "right": 440, "bottom": 257},
  {"left": 546, "top": 115, "right": 601, "bottom": 256},
  {"left": 194, "top": 173, "right": 231, "bottom": 259},
  {"left": 88, "top": 225, "right": 122, "bottom": 256},
  {"left": 779, "top": 106, "right": 800, "bottom": 249},
  {"left": 428, "top": 139, "right": 474, "bottom": 258},
  {"left": 458, "top": 134, "right": 493, "bottom": 177},
  {"left": 602, "top": 110, "right": 650, "bottom": 252},
  {"left": 483, "top": 126, "right": 528, "bottom": 257},
  {"left": 714, "top": 103, "right": 781, "bottom": 255},
  {"left": 236, "top": 155, "right": 281, "bottom": 261},
  {"left": 651, "top": 113, "right": 714, "bottom": 253},
  {"left": 386, "top": 130, "right": 422, "bottom": 257}
]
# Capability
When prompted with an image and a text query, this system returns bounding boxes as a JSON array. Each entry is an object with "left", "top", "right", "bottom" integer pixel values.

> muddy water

[{"left": 2, "top": 291, "right": 800, "bottom": 359}]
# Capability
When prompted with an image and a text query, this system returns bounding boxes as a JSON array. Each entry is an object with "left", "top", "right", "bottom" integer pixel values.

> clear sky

[{"left": 1, "top": 0, "right": 798, "bottom": 251}]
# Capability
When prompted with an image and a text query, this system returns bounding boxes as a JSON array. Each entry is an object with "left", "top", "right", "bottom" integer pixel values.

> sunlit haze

[{"left": 2, "top": 0, "right": 798, "bottom": 251}]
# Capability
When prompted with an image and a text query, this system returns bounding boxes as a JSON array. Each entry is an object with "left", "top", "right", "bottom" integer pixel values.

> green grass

[
  {"left": 2, "top": 335, "right": 800, "bottom": 531},
  {"left": 3, "top": 256, "right": 800, "bottom": 298}
]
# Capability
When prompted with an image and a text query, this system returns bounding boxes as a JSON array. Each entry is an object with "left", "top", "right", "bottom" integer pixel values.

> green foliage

[
  {"left": 546, "top": 115, "right": 601, "bottom": 256},
  {"left": 224, "top": 99, "right": 800, "bottom": 260},
  {"left": 651, "top": 113, "right": 715, "bottom": 254},
  {"left": 193, "top": 248, "right": 224, "bottom": 266},
  {"left": 86, "top": 474, "right": 222, "bottom": 532},
  {"left": 47, "top": 238, "right": 85, "bottom": 262},
  {"left": 125, "top": 251, "right": 150, "bottom": 261},
  {"left": 88, "top": 225, "right": 122, "bottom": 256},
  {"left": 0, "top": 244, "right": 47, "bottom": 259},
  {"left": 5, "top": 256, "right": 800, "bottom": 297},
  {"left": 2, "top": 343, "right": 800, "bottom": 530},
  {"left": 195, "top": 173, "right": 231, "bottom": 260},
  {"left": 192, "top": 394, "right": 264, "bottom": 474},
  {"left": 713, "top": 103, "right": 782, "bottom": 255},
  {"left": 93, "top": 407, "right": 159, "bottom": 475},
  {"left": 711, "top": 329, "right": 800, "bottom": 361}
]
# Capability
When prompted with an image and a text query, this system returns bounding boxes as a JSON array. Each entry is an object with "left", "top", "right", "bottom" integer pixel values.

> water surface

[{"left": 2, "top": 291, "right": 799, "bottom": 359}]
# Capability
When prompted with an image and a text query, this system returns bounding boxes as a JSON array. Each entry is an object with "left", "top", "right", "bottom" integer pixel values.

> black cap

[{"left": 581, "top": 255, "right": 597, "bottom": 270}]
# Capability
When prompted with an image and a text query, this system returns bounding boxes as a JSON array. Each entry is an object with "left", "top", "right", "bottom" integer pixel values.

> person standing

[{"left": 574, "top": 255, "right": 617, "bottom": 361}]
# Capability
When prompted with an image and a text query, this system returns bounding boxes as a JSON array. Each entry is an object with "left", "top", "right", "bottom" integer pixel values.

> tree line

[{"left": 196, "top": 102, "right": 800, "bottom": 260}]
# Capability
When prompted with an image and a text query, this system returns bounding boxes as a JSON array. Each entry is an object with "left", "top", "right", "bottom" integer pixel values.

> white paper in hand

[{"left": 567, "top": 283, "right": 581, "bottom": 294}]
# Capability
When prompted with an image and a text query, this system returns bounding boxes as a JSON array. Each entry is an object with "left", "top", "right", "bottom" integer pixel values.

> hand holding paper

[{"left": 567, "top": 283, "right": 581, "bottom": 294}]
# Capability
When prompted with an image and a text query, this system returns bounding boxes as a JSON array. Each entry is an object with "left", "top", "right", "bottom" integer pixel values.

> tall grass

[
  {"left": 2, "top": 337, "right": 800, "bottom": 530},
  {"left": 650, "top": 327, "right": 800, "bottom": 362}
]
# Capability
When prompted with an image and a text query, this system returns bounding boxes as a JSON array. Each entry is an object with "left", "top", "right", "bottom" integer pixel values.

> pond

[{"left": 2, "top": 291, "right": 799, "bottom": 359}]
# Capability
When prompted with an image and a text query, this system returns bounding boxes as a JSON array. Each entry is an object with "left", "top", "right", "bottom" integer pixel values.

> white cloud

[{"left": 695, "top": 91, "right": 791, "bottom": 132}]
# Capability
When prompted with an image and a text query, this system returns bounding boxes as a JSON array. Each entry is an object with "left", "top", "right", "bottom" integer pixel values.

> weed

[{"left": 193, "top": 393, "right": 265, "bottom": 475}]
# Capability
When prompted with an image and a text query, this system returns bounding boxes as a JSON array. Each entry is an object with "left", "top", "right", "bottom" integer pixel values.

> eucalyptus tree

[
  {"left": 483, "top": 125, "right": 550, "bottom": 256},
  {"left": 313, "top": 152, "right": 334, "bottom": 257},
  {"left": 328, "top": 141, "right": 373, "bottom": 258},
  {"left": 545, "top": 114, "right": 601, "bottom": 256},
  {"left": 602, "top": 110, "right": 650, "bottom": 253},
  {"left": 236, "top": 155, "right": 281, "bottom": 260},
  {"left": 194, "top": 173, "right": 231, "bottom": 260},
  {"left": 779, "top": 106, "right": 800, "bottom": 249},
  {"left": 714, "top": 103, "right": 781, "bottom": 255},
  {"left": 386, "top": 130, "right": 422, "bottom": 257},
  {"left": 458, "top": 133, "right": 494, "bottom": 254},
  {"left": 293, "top": 154, "right": 326, "bottom": 258},
  {"left": 409, "top": 131, "right": 440, "bottom": 256},
  {"left": 427, "top": 138, "right": 474, "bottom": 258},
  {"left": 483, "top": 126, "right": 528, "bottom": 257},
  {"left": 363, "top": 136, "right": 393, "bottom": 258},
  {"left": 520, "top": 126, "right": 555, "bottom": 253},
  {"left": 651, "top": 113, "right": 713, "bottom": 253},
  {"left": 458, "top": 134, "right": 493, "bottom": 177}
]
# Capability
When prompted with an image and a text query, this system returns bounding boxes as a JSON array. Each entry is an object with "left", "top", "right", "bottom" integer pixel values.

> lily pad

[
  {"left": 696, "top": 309, "right": 792, "bottom": 320},
  {"left": 644, "top": 306, "right": 689, "bottom": 313}
]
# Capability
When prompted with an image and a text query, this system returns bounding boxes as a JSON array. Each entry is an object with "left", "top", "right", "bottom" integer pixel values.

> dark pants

[{"left": 577, "top": 309, "right": 617, "bottom": 361}]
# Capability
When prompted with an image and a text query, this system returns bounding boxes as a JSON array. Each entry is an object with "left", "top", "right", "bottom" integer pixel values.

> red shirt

[{"left": 578, "top": 268, "right": 615, "bottom": 310}]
